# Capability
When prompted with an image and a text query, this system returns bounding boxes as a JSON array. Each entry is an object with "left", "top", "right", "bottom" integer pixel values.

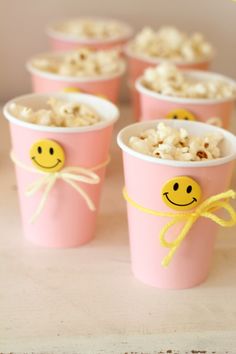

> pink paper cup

[
  {"left": 117, "top": 119, "right": 236, "bottom": 289},
  {"left": 136, "top": 71, "right": 236, "bottom": 129},
  {"left": 125, "top": 44, "right": 214, "bottom": 84},
  {"left": 46, "top": 18, "right": 133, "bottom": 52},
  {"left": 124, "top": 44, "right": 214, "bottom": 120},
  {"left": 26, "top": 52, "right": 126, "bottom": 104},
  {"left": 3, "top": 93, "right": 119, "bottom": 248}
]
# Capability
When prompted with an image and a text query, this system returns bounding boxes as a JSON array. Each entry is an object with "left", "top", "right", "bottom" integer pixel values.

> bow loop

[
  {"left": 61, "top": 166, "right": 100, "bottom": 185},
  {"left": 201, "top": 200, "right": 236, "bottom": 227}
]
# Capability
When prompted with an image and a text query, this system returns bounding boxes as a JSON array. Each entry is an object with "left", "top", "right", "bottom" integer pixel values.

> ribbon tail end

[{"left": 161, "top": 258, "right": 170, "bottom": 268}]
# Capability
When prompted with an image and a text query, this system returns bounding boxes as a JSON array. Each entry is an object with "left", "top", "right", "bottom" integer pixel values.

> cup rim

[
  {"left": 26, "top": 51, "right": 126, "bottom": 82},
  {"left": 3, "top": 92, "right": 119, "bottom": 133},
  {"left": 124, "top": 42, "right": 215, "bottom": 66},
  {"left": 117, "top": 119, "right": 236, "bottom": 168},
  {"left": 46, "top": 17, "right": 134, "bottom": 44},
  {"left": 135, "top": 70, "right": 236, "bottom": 105}
]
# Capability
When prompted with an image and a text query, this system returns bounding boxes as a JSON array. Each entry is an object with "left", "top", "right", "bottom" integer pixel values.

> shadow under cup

[
  {"left": 4, "top": 93, "right": 119, "bottom": 248},
  {"left": 118, "top": 119, "right": 236, "bottom": 289}
]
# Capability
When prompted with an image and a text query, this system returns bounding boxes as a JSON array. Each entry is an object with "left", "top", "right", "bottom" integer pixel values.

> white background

[{"left": 0, "top": 0, "right": 236, "bottom": 102}]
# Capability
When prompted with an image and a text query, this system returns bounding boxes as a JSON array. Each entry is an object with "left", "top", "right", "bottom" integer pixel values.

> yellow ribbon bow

[
  {"left": 11, "top": 151, "right": 110, "bottom": 223},
  {"left": 123, "top": 188, "right": 236, "bottom": 267}
]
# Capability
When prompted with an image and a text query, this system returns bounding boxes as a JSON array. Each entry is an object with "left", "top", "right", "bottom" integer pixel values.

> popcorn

[
  {"left": 129, "top": 122, "right": 223, "bottom": 161},
  {"left": 53, "top": 18, "right": 128, "bottom": 40},
  {"left": 9, "top": 98, "right": 101, "bottom": 127},
  {"left": 31, "top": 48, "right": 122, "bottom": 77},
  {"left": 141, "top": 63, "right": 236, "bottom": 99},
  {"left": 129, "top": 26, "right": 213, "bottom": 62}
]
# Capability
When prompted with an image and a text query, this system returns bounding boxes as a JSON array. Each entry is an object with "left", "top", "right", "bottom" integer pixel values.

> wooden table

[{"left": 1, "top": 105, "right": 236, "bottom": 353}]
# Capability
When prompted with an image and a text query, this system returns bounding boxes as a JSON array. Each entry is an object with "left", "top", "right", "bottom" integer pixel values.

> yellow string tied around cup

[
  {"left": 123, "top": 187, "right": 236, "bottom": 267},
  {"left": 11, "top": 151, "right": 110, "bottom": 224}
]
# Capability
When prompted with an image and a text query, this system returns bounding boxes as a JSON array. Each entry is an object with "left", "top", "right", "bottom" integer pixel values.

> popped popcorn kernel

[
  {"left": 129, "top": 123, "right": 223, "bottom": 161},
  {"left": 9, "top": 98, "right": 101, "bottom": 127},
  {"left": 129, "top": 26, "right": 213, "bottom": 62},
  {"left": 31, "top": 48, "right": 123, "bottom": 77},
  {"left": 196, "top": 150, "right": 208, "bottom": 159},
  {"left": 141, "top": 63, "right": 236, "bottom": 99}
]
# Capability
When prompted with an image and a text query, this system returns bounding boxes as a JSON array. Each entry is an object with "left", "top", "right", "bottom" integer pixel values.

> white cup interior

[
  {"left": 117, "top": 119, "right": 236, "bottom": 167},
  {"left": 3, "top": 92, "right": 119, "bottom": 133}
]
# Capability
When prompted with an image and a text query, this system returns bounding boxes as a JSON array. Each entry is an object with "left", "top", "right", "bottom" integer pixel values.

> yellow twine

[
  {"left": 123, "top": 187, "right": 236, "bottom": 267},
  {"left": 11, "top": 151, "right": 110, "bottom": 223}
]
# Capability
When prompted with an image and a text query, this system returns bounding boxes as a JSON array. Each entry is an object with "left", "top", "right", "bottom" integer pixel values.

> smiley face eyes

[
  {"left": 186, "top": 185, "right": 192, "bottom": 194},
  {"left": 172, "top": 115, "right": 189, "bottom": 120},
  {"left": 166, "top": 109, "right": 196, "bottom": 121},
  {"left": 173, "top": 182, "right": 179, "bottom": 191},
  {"left": 173, "top": 182, "right": 192, "bottom": 193},
  {"left": 162, "top": 176, "right": 202, "bottom": 211},
  {"left": 30, "top": 139, "right": 65, "bottom": 172},
  {"left": 37, "top": 146, "right": 54, "bottom": 155}
]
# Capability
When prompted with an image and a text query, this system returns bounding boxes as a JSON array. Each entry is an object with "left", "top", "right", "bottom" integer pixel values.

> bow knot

[
  {"left": 11, "top": 152, "right": 110, "bottom": 223},
  {"left": 123, "top": 188, "right": 236, "bottom": 267}
]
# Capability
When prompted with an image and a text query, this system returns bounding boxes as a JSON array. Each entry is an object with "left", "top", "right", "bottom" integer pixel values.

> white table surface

[{"left": 1, "top": 105, "right": 236, "bottom": 354}]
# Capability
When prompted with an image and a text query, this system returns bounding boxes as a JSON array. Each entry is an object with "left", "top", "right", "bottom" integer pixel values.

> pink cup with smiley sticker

[
  {"left": 4, "top": 93, "right": 119, "bottom": 248},
  {"left": 46, "top": 18, "right": 133, "bottom": 52},
  {"left": 117, "top": 119, "right": 236, "bottom": 289},
  {"left": 124, "top": 44, "right": 214, "bottom": 120},
  {"left": 26, "top": 52, "right": 126, "bottom": 104},
  {"left": 135, "top": 70, "right": 236, "bottom": 128}
]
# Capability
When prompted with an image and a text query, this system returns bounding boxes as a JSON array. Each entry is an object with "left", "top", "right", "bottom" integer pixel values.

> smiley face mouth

[
  {"left": 32, "top": 156, "right": 62, "bottom": 169},
  {"left": 163, "top": 192, "right": 197, "bottom": 207}
]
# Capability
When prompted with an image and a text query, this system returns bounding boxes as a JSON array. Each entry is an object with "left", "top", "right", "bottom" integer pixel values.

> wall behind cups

[{"left": 0, "top": 0, "right": 235, "bottom": 103}]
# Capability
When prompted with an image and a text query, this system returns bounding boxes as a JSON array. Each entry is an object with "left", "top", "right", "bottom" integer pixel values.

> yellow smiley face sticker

[
  {"left": 63, "top": 87, "right": 83, "bottom": 93},
  {"left": 30, "top": 139, "right": 65, "bottom": 172},
  {"left": 166, "top": 108, "right": 196, "bottom": 121},
  {"left": 162, "top": 176, "right": 202, "bottom": 211}
]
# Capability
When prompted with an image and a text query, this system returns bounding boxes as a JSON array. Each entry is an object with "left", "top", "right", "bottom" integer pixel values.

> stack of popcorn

[
  {"left": 50, "top": 18, "right": 131, "bottom": 40},
  {"left": 129, "top": 122, "right": 223, "bottom": 161},
  {"left": 141, "top": 62, "right": 236, "bottom": 99},
  {"left": 31, "top": 48, "right": 123, "bottom": 78},
  {"left": 46, "top": 17, "right": 133, "bottom": 51},
  {"left": 9, "top": 97, "right": 101, "bottom": 127},
  {"left": 128, "top": 26, "right": 213, "bottom": 63}
]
